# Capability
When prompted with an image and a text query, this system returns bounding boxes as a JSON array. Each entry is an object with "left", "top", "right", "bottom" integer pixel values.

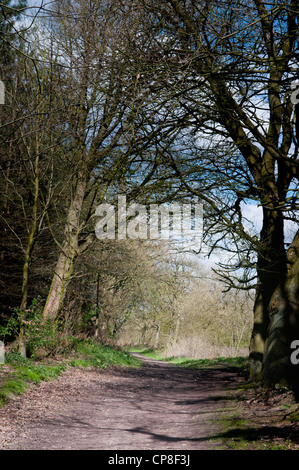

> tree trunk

[
  {"left": 18, "top": 155, "right": 39, "bottom": 357},
  {"left": 249, "top": 206, "right": 287, "bottom": 379},
  {"left": 95, "top": 273, "right": 100, "bottom": 339},
  {"left": 261, "top": 230, "right": 299, "bottom": 395},
  {"left": 18, "top": 249, "right": 32, "bottom": 358},
  {"left": 154, "top": 323, "right": 161, "bottom": 349},
  {"left": 42, "top": 174, "right": 87, "bottom": 320},
  {"left": 42, "top": 245, "right": 77, "bottom": 321},
  {"left": 173, "top": 314, "right": 180, "bottom": 345}
]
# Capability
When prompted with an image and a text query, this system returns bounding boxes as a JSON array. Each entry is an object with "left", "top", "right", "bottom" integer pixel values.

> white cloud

[{"left": 241, "top": 202, "right": 263, "bottom": 235}]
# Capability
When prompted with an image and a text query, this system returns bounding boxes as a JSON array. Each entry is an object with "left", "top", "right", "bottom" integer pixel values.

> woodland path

[{"left": 0, "top": 354, "right": 241, "bottom": 450}]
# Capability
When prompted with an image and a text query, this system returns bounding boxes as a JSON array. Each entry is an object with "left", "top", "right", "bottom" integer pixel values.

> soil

[{"left": 1, "top": 353, "right": 299, "bottom": 451}]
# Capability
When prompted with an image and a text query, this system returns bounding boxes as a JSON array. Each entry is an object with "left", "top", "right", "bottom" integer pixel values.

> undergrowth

[
  {"left": 0, "top": 338, "right": 141, "bottom": 407},
  {"left": 0, "top": 352, "right": 66, "bottom": 406},
  {"left": 130, "top": 347, "right": 248, "bottom": 369},
  {"left": 0, "top": 299, "right": 142, "bottom": 407},
  {"left": 68, "top": 339, "right": 141, "bottom": 369},
  {"left": 164, "top": 356, "right": 248, "bottom": 369}
]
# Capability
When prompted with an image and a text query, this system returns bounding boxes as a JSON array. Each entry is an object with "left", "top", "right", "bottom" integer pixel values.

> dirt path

[{"left": 0, "top": 354, "right": 241, "bottom": 450}]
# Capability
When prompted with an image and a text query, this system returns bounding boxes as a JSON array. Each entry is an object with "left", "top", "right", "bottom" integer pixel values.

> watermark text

[
  {"left": 0, "top": 341, "right": 5, "bottom": 364},
  {"left": 95, "top": 195, "right": 203, "bottom": 248}
]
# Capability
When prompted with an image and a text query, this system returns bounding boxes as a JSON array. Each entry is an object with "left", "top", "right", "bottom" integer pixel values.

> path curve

[{"left": 0, "top": 354, "right": 240, "bottom": 450}]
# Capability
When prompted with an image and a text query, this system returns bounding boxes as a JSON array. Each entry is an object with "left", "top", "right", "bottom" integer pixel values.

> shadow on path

[{"left": 1, "top": 353, "right": 247, "bottom": 450}]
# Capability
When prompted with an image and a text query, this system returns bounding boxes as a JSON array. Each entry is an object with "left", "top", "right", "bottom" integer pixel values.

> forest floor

[{"left": 1, "top": 353, "right": 299, "bottom": 451}]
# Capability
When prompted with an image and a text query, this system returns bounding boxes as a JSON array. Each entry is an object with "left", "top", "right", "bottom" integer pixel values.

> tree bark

[
  {"left": 18, "top": 155, "right": 39, "bottom": 357},
  {"left": 42, "top": 174, "right": 87, "bottom": 320},
  {"left": 154, "top": 322, "right": 161, "bottom": 349},
  {"left": 261, "top": 230, "right": 299, "bottom": 395},
  {"left": 249, "top": 206, "right": 287, "bottom": 379}
]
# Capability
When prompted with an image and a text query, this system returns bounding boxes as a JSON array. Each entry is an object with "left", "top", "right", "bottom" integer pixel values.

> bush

[
  {"left": 18, "top": 298, "right": 78, "bottom": 359},
  {"left": 0, "top": 308, "right": 19, "bottom": 342},
  {"left": 68, "top": 339, "right": 141, "bottom": 369}
]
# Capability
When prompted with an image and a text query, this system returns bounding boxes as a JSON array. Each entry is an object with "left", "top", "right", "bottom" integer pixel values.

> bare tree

[
  {"left": 39, "top": 0, "right": 168, "bottom": 321},
  {"left": 137, "top": 0, "right": 299, "bottom": 388}
]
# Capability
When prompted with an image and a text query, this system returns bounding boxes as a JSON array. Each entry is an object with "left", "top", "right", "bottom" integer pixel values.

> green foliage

[
  {"left": 5, "top": 350, "right": 66, "bottom": 378},
  {"left": 76, "top": 309, "right": 99, "bottom": 335},
  {"left": 0, "top": 0, "right": 27, "bottom": 68},
  {"left": 0, "top": 338, "right": 140, "bottom": 407},
  {"left": 0, "top": 351, "right": 66, "bottom": 406},
  {"left": 0, "top": 308, "right": 19, "bottom": 341},
  {"left": 129, "top": 347, "right": 158, "bottom": 357},
  {"left": 18, "top": 297, "right": 77, "bottom": 359},
  {"left": 0, "top": 297, "right": 77, "bottom": 359},
  {"left": 132, "top": 348, "right": 248, "bottom": 370},
  {"left": 69, "top": 339, "right": 141, "bottom": 369},
  {"left": 26, "top": 314, "right": 59, "bottom": 359},
  {"left": 284, "top": 405, "right": 299, "bottom": 423},
  {"left": 0, "top": 376, "right": 28, "bottom": 406},
  {"left": 0, "top": 0, "right": 27, "bottom": 32},
  {"left": 23, "top": 298, "right": 58, "bottom": 358},
  {"left": 163, "top": 356, "right": 248, "bottom": 369}
]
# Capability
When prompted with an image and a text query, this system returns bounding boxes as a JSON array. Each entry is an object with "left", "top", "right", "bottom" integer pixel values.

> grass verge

[
  {"left": 131, "top": 348, "right": 299, "bottom": 449},
  {"left": 162, "top": 356, "right": 248, "bottom": 369},
  {"left": 130, "top": 347, "right": 248, "bottom": 369},
  {"left": 68, "top": 339, "right": 142, "bottom": 369},
  {"left": 0, "top": 339, "right": 141, "bottom": 407},
  {"left": 210, "top": 403, "right": 299, "bottom": 450},
  {"left": 0, "top": 353, "right": 66, "bottom": 407}
]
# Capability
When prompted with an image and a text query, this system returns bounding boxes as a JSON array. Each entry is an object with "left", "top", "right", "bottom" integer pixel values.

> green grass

[
  {"left": 68, "top": 339, "right": 142, "bottom": 369},
  {"left": 0, "top": 352, "right": 66, "bottom": 406},
  {"left": 131, "top": 347, "right": 298, "bottom": 450},
  {"left": 129, "top": 347, "right": 165, "bottom": 360},
  {"left": 211, "top": 409, "right": 298, "bottom": 450},
  {"left": 163, "top": 356, "right": 248, "bottom": 368},
  {"left": 0, "top": 339, "right": 141, "bottom": 407},
  {"left": 130, "top": 347, "right": 248, "bottom": 369}
]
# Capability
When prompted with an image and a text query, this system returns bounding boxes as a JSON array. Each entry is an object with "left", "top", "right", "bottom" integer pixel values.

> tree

[
  {"left": 40, "top": 0, "right": 167, "bottom": 322},
  {"left": 0, "top": 0, "right": 29, "bottom": 342},
  {"left": 114, "top": 243, "right": 195, "bottom": 349},
  {"left": 0, "top": 0, "right": 26, "bottom": 71},
  {"left": 15, "top": 45, "right": 67, "bottom": 355}
]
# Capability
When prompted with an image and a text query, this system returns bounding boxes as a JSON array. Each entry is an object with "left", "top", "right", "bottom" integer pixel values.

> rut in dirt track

[{"left": 0, "top": 354, "right": 241, "bottom": 450}]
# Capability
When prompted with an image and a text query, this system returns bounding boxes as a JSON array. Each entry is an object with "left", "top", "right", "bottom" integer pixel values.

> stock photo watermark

[
  {"left": 291, "top": 79, "right": 299, "bottom": 104},
  {"left": 0, "top": 341, "right": 5, "bottom": 364},
  {"left": 290, "top": 340, "right": 299, "bottom": 365},
  {"left": 0, "top": 80, "right": 5, "bottom": 105},
  {"left": 95, "top": 195, "right": 203, "bottom": 248}
]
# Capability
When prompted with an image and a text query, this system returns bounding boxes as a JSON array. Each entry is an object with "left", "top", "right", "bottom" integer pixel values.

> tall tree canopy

[
  {"left": 135, "top": 0, "right": 299, "bottom": 388},
  {"left": 0, "top": 0, "right": 299, "bottom": 394}
]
